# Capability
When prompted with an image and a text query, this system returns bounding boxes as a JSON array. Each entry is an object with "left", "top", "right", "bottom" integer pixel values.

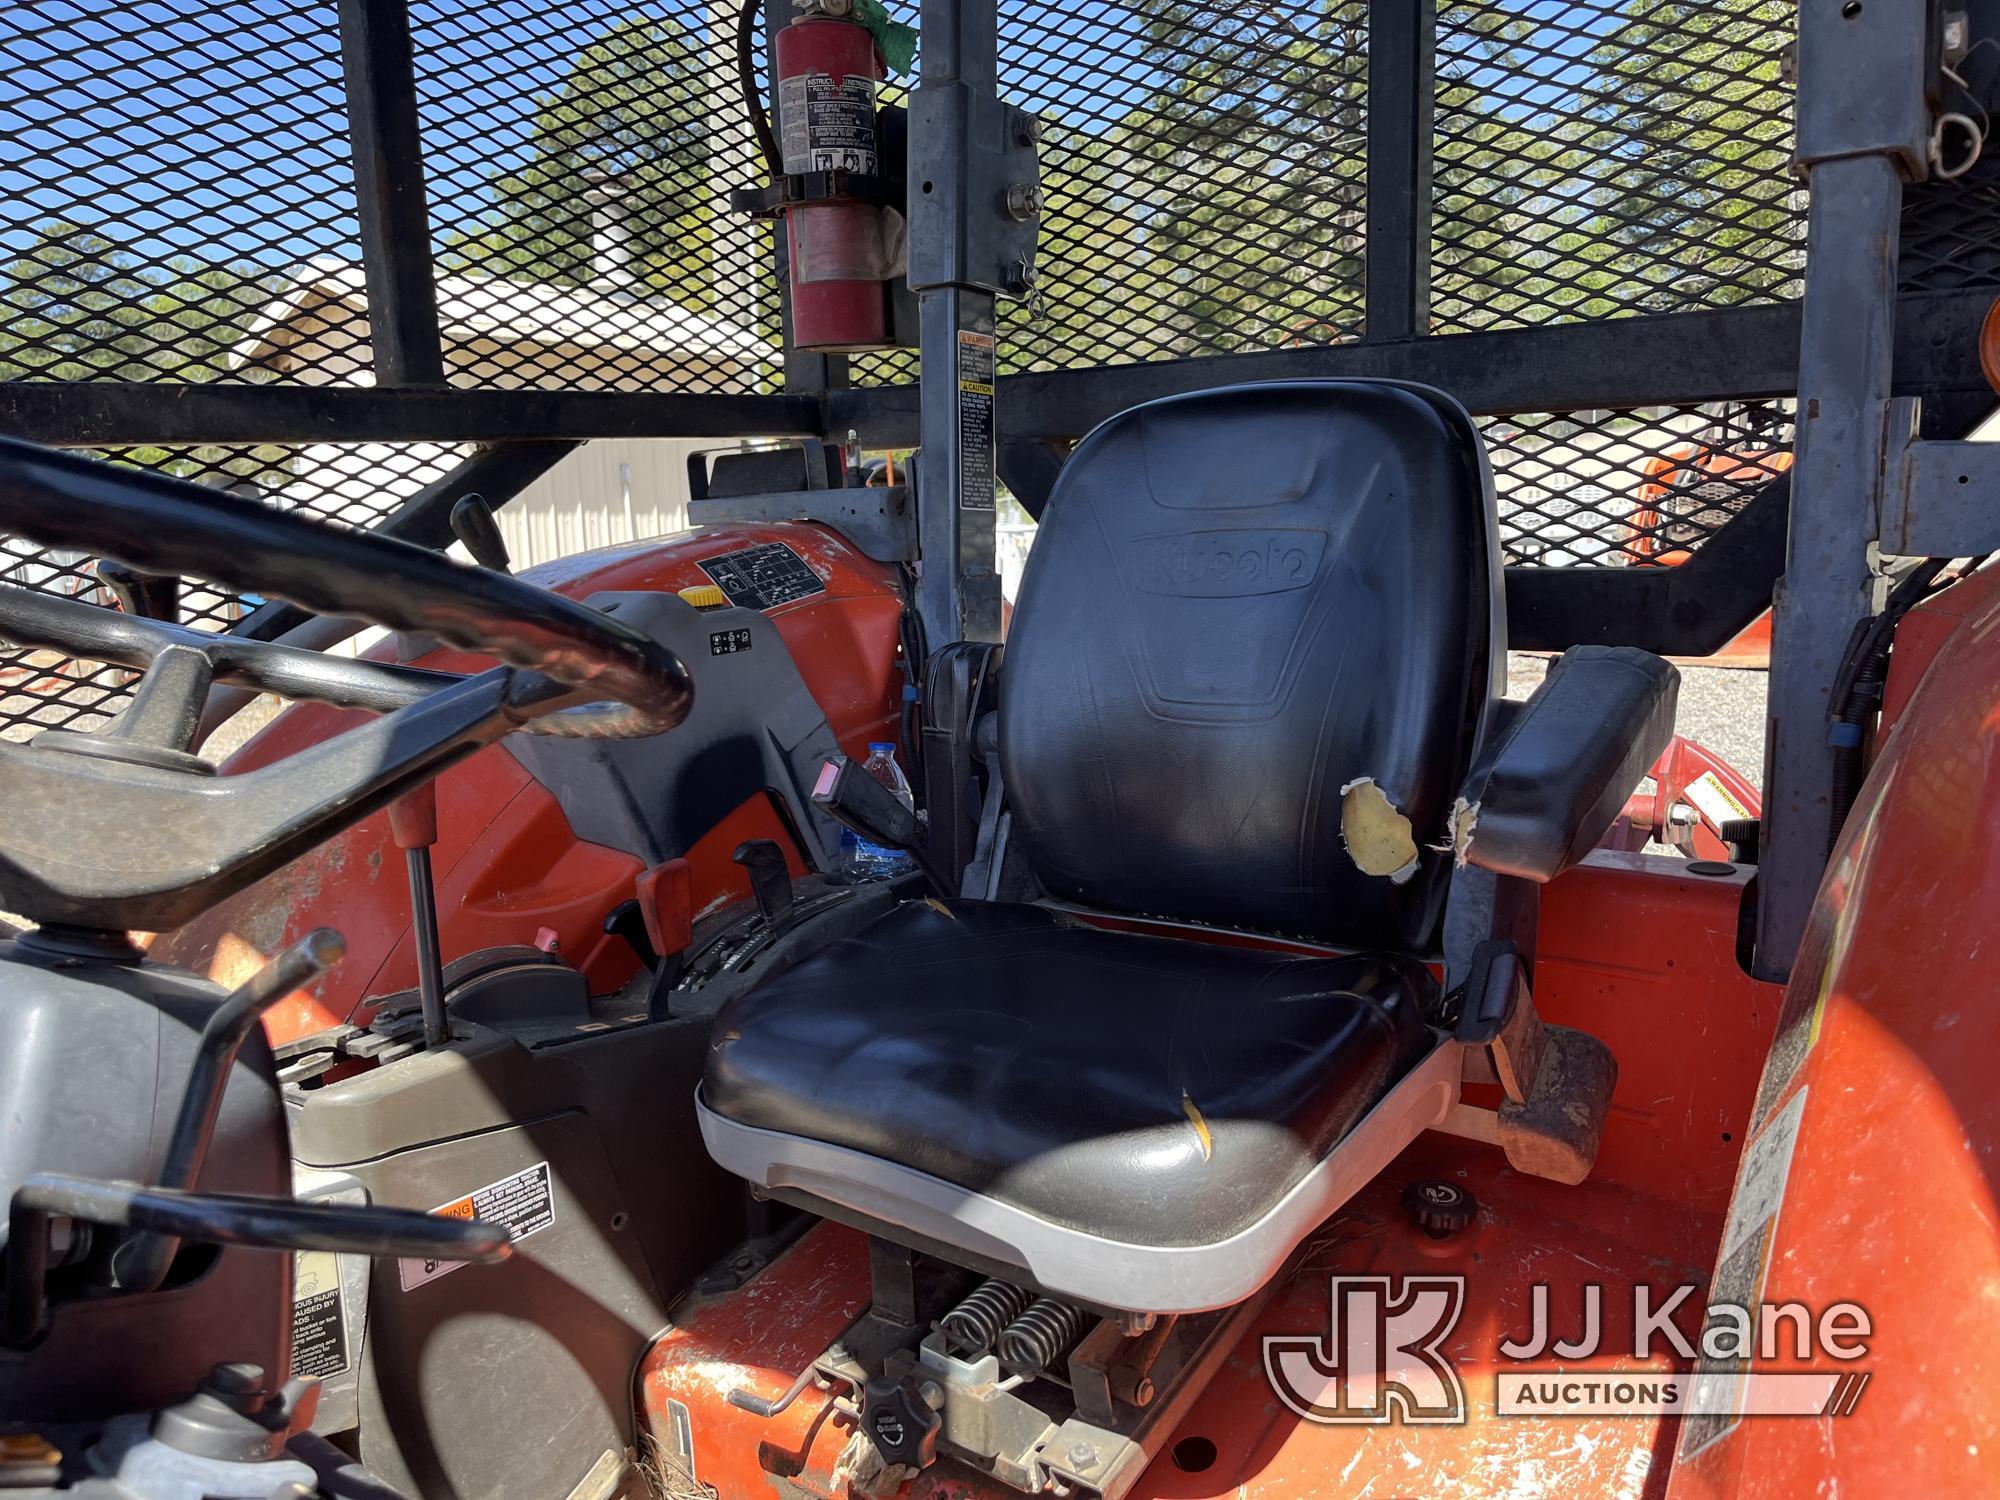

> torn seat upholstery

[{"left": 698, "top": 381, "right": 1674, "bottom": 1313}]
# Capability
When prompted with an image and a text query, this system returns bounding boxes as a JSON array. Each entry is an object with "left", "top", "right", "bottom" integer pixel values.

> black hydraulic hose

[
  {"left": 896, "top": 561, "right": 927, "bottom": 787},
  {"left": 1826, "top": 653, "right": 1885, "bottom": 855},
  {"left": 738, "top": 0, "right": 783, "bottom": 181},
  {"left": 1825, "top": 558, "right": 1953, "bottom": 853}
]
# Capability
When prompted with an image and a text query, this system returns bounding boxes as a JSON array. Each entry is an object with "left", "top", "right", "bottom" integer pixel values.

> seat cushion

[{"left": 701, "top": 900, "right": 1435, "bottom": 1248}]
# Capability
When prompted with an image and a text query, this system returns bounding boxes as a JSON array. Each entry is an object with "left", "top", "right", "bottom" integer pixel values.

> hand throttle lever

[{"left": 3, "top": 930, "right": 515, "bottom": 1349}]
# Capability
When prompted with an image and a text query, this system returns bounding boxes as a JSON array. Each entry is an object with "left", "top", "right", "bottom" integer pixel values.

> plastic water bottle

[{"left": 841, "top": 741, "right": 917, "bottom": 881}]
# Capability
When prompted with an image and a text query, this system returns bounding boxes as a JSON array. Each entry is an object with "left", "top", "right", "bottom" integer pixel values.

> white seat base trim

[{"left": 696, "top": 1037, "right": 1464, "bottom": 1314}]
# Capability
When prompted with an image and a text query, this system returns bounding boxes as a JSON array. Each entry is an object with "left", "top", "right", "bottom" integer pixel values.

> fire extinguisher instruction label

[
  {"left": 397, "top": 1160, "right": 555, "bottom": 1292},
  {"left": 957, "top": 328, "right": 997, "bottom": 512},
  {"left": 780, "top": 73, "right": 878, "bottom": 175}
]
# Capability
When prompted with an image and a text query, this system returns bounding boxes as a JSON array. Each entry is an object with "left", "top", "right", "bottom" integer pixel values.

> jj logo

[{"left": 1263, "top": 1276, "right": 1467, "bottom": 1425}]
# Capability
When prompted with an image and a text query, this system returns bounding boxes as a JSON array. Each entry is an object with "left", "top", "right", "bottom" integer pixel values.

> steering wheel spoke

[{"left": 106, "top": 643, "right": 214, "bottom": 755}]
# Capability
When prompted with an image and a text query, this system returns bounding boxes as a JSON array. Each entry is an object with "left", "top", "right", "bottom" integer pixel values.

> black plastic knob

[
  {"left": 860, "top": 1374, "right": 940, "bottom": 1471},
  {"left": 1402, "top": 1179, "right": 1477, "bottom": 1239}
]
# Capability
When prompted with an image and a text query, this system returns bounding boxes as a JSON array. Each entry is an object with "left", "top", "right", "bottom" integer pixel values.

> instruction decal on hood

[{"left": 698, "top": 542, "right": 828, "bottom": 611}]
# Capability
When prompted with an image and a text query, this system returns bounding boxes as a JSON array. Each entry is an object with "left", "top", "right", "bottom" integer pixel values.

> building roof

[{"left": 231, "top": 257, "right": 775, "bottom": 381}]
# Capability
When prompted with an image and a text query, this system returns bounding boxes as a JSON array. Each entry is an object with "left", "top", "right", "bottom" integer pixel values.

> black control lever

[
  {"left": 603, "top": 898, "right": 659, "bottom": 972},
  {"left": 811, "top": 756, "right": 954, "bottom": 898},
  {"left": 732, "top": 839, "right": 796, "bottom": 928},
  {"left": 5, "top": 1173, "right": 512, "bottom": 1349},
  {"left": 116, "top": 928, "right": 349, "bottom": 1292},
  {"left": 449, "top": 494, "right": 512, "bottom": 574}
]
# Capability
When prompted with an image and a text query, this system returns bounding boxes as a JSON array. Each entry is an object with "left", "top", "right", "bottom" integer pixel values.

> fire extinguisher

[{"left": 758, "top": 0, "right": 892, "bottom": 351}]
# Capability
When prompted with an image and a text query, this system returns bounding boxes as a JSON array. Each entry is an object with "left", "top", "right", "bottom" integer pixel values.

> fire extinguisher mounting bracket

[
  {"left": 906, "top": 83, "right": 1041, "bottom": 297},
  {"left": 732, "top": 169, "right": 905, "bottom": 218}
]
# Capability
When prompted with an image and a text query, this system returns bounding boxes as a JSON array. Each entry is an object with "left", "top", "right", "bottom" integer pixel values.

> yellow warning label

[{"left": 1686, "top": 770, "right": 1752, "bottom": 829}]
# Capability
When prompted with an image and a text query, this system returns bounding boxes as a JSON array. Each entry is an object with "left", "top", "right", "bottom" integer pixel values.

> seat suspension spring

[
  {"left": 940, "top": 1278, "right": 1032, "bottom": 1355},
  {"left": 996, "top": 1297, "right": 1089, "bottom": 1377}
]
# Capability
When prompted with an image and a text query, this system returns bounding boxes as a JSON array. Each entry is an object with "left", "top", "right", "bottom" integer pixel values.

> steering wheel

[{"left": 0, "top": 436, "right": 695, "bottom": 934}]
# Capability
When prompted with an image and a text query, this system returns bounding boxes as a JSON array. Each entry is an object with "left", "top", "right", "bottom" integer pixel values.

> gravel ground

[{"left": 1508, "top": 654, "right": 1766, "bottom": 790}]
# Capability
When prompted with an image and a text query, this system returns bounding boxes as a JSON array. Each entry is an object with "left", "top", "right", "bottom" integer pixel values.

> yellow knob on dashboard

[{"left": 677, "top": 584, "right": 728, "bottom": 610}]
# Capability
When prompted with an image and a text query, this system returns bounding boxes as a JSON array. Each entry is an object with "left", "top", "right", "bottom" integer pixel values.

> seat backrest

[{"left": 999, "top": 380, "right": 1503, "bottom": 953}]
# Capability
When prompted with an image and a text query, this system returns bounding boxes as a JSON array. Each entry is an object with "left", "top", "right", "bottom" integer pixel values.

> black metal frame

[{"left": 1, "top": 0, "right": 1988, "bottom": 578}]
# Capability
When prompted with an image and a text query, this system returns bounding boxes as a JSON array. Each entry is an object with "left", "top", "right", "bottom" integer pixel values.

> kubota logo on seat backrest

[
  {"left": 1131, "top": 529, "right": 1327, "bottom": 597},
  {"left": 1263, "top": 1276, "right": 1468, "bottom": 1425}
]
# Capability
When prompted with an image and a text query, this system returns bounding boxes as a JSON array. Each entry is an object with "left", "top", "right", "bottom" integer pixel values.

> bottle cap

[{"left": 868, "top": 741, "right": 896, "bottom": 753}]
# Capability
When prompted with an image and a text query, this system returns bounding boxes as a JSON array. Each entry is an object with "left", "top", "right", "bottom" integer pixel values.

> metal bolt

[
  {"left": 1067, "top": 1441, "right": 1098, "bottom": 1471},
  {"left": 1006, "top": 183, "right": 1042, "bottom": 222},
  {"left": 1015, "top": 114, "right": 1042, "bottom": 147}
]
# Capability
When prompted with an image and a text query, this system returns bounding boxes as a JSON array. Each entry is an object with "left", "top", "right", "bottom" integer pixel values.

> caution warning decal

[
  {"left": 291, "top": 1250, "right": 349, "bottom": 1379},
  {"left": 398, "top": 1160, "right": 555, "bottom": 1293}
]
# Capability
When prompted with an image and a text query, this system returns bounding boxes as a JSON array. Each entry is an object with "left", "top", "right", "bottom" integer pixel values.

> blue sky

[{"left": 0, "top": 0, "right": 1641, "bottom": 271}]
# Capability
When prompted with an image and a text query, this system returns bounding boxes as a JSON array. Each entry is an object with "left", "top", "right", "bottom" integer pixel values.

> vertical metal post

[
  {"left": 1755, "top": 155, "right": 1902, "bottom": 980},
  {"left": 337, "top": 0, "right": 447, "bottom": 387},
  {"left": 1754, "top": 0, "right": 1932, "bottom": 981},
  {"left": 1364, "top": 0, "right": 1435, "bottom": 342},
  {"left": 912, "top": 0, "right": 1004, "bottom": 647}
]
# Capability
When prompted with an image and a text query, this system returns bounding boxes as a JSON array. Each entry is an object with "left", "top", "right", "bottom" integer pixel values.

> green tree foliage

[
  {"left": 1131, "top": 0, "right": 1368, "bottom": 355},
  {"left": 1017, "top": 0, "right": 1799, "bottom": 355},
  {"left": 1585, "top": 0, "right": 1800, "bottom": 307},
  {"left": 440, "top": 15, "right": 719, "bottom": 306},
  {"left": 1, "top": 221, "right": 164, "bottom": 381},
  {"left": 0, "top": 219, "right": 278, "bottom": 383},
  {"left": 1428, "top": 0, "right": 1798, "bottom": 328},
  {"left": 0, "top": 222, "right": 294, "bottom": 487}
]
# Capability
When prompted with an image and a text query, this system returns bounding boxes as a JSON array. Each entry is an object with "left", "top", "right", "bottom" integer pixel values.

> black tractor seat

[{"left": 697, "top": 379, "right": 1676, "bottom": 1314}]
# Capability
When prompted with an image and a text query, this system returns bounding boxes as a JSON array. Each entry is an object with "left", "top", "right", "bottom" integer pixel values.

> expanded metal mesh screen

[
  {"left": 1903, "top": 179, "right": 2000, "bottom": 292},
  {"left": 1485, "top": 402, "right": 1792, "bottom": 568},
  {"left": 0, "top": 0, "right": 369, "bottom": 384},
  {"left": 1432, "top": 0, "right": 1802, "bottom": 334},
  {"left": 994, "top": 0, "right": 1369, "bottom": 373},
  {"left": 866, "top": 0, "right": 1808, "bottom": 380},
  {"left": 0, "top": 0, "right": 1917, "bottom": 738},
  {"left": 0, "top": 443, "right": 466, "bottom": 740},
  {"left": 411, "top": 0, "right": 782, "bottom": 393}
]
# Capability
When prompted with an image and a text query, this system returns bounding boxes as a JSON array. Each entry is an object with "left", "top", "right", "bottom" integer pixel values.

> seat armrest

[{"left": 1452, "top": 646, "right": 1679, "bottom": 882}]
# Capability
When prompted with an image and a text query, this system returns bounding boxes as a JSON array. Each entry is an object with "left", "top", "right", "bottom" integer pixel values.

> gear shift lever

[{"left": 390, "top": 782, "right": 449, "bottom": 1050}]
